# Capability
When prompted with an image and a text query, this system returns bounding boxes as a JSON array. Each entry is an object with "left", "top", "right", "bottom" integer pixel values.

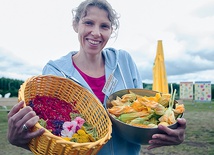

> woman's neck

[{"left": 72, "top": 52, "right": 105, "bottom": 78}]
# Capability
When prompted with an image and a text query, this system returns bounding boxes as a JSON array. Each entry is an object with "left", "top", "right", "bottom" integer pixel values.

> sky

[{"left": 0, "top": 0, "right": 214, "bottom": 84}]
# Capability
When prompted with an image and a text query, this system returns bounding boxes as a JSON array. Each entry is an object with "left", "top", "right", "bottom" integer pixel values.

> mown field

[
  {"left": 141, "top": 101, "right": 214, "bottom": 155},
  {"left": 0, "top": 100, "right": 214, "bottom": 155}
]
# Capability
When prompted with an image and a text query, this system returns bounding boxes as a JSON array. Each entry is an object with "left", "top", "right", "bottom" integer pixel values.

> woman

[{"left": 7, "top": 0, "right": 186, "bottom": 154}]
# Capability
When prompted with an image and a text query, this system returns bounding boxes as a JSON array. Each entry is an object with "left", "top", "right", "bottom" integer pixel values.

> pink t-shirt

[{"left": 73, "top": 63, "right": 105, "bottom": 103}]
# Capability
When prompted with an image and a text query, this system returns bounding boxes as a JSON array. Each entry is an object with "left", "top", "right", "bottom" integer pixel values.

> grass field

[
  {"left": 141, "top": 101, "right": 214, "bottom": 155},
  {"left": 0, "top": 101, "right": 214, "bottom": 155}
]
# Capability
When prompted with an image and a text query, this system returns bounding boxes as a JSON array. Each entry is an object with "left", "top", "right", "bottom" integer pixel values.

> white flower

[{"left": 61, "top": 121, "right": 77, "bottom": 138}]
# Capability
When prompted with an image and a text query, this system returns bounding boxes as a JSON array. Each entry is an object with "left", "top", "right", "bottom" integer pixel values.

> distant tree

[
  {"left": 0, "top": 77, "right": 24, "bottom": 97},
  {"left": 212, "top": 84, "right": 214, "bottom": 101},
  {"left": 142, "top": 83, "right": 152, "bottom": 90}
]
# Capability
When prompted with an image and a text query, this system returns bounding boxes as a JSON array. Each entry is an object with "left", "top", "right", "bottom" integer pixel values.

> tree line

[
  {"left": 0, "top": 77, "right": 213, "bottom": 100},
  {"left": 0, "top": 77, "right": 24, "bottom": 97}
]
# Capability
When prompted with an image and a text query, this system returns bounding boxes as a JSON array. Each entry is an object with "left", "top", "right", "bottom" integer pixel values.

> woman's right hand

[{"left": 7, "top": 101, "right": 45, "bottom": 149}]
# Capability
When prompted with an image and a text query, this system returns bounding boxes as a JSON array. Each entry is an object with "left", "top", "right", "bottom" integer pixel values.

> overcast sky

[{"left": 0, "top": 0, "right": 214, "bottom": 84}]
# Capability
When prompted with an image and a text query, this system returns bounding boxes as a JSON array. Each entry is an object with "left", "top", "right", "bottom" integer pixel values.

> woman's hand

[
  {"left": 147, "top": 118, "right": 186, "bottom": 150},
  {"left": 7, "top": 101, "right": 45, "bottom": 149}
]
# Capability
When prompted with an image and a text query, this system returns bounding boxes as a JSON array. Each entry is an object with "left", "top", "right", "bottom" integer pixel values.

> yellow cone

[{"left": 152, "top": 40, "right": 169, "bottom": 94}]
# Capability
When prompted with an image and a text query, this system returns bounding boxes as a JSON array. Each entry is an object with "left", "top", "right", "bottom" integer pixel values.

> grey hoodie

[{"left": 42, "top": 48, "right": 143, "bottom": 155}]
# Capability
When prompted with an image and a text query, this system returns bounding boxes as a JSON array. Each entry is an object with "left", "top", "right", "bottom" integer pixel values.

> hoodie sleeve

[
  {"left": 127, "top": 53, "right": 143, "bottom": 88},
  {"left": 118, "top": 50, "right": 143, "bottom": 89}
]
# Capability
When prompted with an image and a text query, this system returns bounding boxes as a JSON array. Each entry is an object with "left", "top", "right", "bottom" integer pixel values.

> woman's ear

[{"left": 73, "top": 21, "right": 78, "bottom": 33}]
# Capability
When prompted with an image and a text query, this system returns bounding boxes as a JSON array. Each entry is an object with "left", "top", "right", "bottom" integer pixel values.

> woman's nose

[{"left": 91, "top": 26, "right": 101, "bottom": 37}]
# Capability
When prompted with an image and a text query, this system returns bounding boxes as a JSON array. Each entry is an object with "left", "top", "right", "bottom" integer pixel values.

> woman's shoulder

[
  {"left": 103, "top": 48, "right": 132, "bottom": 59},
  {"left": 104, "top": 47, "right": 129, "bottom": 53},
  {"left": 103, "top": 48, "right": 133, "bottom": 68},
  {"left": 43, "top": 51, "right": 77, "bottom": 75},
  {"left": 46, "top": 51, "right": 77, "bottom": 65}
]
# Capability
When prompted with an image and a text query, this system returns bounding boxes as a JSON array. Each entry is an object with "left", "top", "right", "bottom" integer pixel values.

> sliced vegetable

[
  {"left": 158, "top": 85, "right": 176, "bottom": 125},
  {"left": 129, "top": 113, "right": 153, "bottom": 125},
  {"left": 118, "top": 111, "right": 151, "bottom": 123},
  {"left": 108, "top": 105, "right": 135, "bottom": 117},
  {"left": 121, "top": 92, "right": 137, "bottom": 103}
]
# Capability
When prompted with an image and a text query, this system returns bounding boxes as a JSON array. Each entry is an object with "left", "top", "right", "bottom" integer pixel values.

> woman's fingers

[
  {"left": 8, "top": 101, "right": 24, "bottom": 118},
  {"left": 147, "top": 118, "right": 187, "bottom": 150},
  {"left": 23, "top": 114, "right": 40, "bottom": 132},
  {"left": 177, "top": 118, "right": 187, "bottom": 129},
  {"left": 27, "top": 128, "right": 45, "bottom": 140},
  {"left": 7, "top": 102, "right": 45, "bottom": 148},
  {"left": 20, "top": 110, "right": 38, "bottom": 129},
  {"left": 8, "top": 106, "right": 34, "bottom": 129}
]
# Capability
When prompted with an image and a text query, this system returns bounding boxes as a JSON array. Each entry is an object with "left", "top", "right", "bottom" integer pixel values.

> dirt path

[{"left": 0, "top": 97, "right": 18, "bottom": 106}]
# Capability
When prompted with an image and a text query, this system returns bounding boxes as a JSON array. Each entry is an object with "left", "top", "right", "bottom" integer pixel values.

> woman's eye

[
  {"left": 84, "top": 21, "right": 93, "bottom": 25},
  {"left": 101, "top": 24, "right": 110, "bottom": 29}
]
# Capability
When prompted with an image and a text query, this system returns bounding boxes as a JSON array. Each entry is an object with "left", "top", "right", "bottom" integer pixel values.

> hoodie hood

[
  {"left": 45, "top": 48, "right": 120, "bottom": 77},
  {"left": 43, "top": 47, "right": 142, "bottom": 103},
  {"left": 42, "top": 48, "right": 121, "bottom": 93},
  {"left": 102, "top": 48, "right": 119, "bottom": 70}
]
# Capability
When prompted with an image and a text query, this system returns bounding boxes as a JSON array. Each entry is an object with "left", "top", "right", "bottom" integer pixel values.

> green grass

[
  {"left": 140, "top": 101, "right": 214, "bottom": 155},
  {"left": 1, "top": 101, "right": 214, "bottom": 155}
]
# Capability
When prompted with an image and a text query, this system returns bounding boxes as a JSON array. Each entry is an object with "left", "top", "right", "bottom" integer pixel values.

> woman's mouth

[{"left": 87, "top": 39, "right": 101, "bottom": 45}]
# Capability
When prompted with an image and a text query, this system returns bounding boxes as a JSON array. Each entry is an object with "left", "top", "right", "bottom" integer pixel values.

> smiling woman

[{"left": 7, "top": 0, "right": 186, "bottom": 154}]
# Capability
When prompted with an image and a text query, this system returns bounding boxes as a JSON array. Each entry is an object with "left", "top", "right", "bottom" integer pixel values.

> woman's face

[{"left": 74, "top": 6, "right": 112, "bottom": 55}]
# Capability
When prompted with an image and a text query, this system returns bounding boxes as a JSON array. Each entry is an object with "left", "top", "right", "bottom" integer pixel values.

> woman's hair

[{"left": 72, "top": 0, "right": 120, "bottom": 34}]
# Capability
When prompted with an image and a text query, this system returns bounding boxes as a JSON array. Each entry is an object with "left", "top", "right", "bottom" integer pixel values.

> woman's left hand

[{"left": 147, "top": 118, "right": 186, "bottom": 150}]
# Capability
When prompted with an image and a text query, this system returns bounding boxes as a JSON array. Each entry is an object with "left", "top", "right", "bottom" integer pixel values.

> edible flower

[
  {"left": 158, "top": 87, "right": 177, "bottom": 125},
  {"left": 173, "top": 103, "right": 185, "bottom": 118},
  {"left": 61, "top": 121, "right": 78, "bottom": 138},
  {"left": 71, "top": 129, "right": 91, "bottom": 143},
  {"left": 74, "top": 116, "right": 85, "bottom": 129},
  {"left": 108, "top": 86, "right": 185, "bottom": 128}
]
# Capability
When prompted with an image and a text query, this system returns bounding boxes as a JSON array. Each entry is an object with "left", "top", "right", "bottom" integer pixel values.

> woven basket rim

[{"left": 19, "top": 75, "right": 112, "bottom": 151}]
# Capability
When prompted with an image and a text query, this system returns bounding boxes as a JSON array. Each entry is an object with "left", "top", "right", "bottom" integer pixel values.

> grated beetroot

[{"left": 29, "top": 95, "right": 79, "bottom": 136}]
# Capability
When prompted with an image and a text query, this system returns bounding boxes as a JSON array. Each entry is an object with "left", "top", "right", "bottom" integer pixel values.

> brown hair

[{"left": 72, "top": 0, "right": 120, "bottom": 33}]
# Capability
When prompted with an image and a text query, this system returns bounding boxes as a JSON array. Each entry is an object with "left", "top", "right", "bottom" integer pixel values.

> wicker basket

[{"left": 18, "top": 75, "right": 112, "bottom": 155}]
